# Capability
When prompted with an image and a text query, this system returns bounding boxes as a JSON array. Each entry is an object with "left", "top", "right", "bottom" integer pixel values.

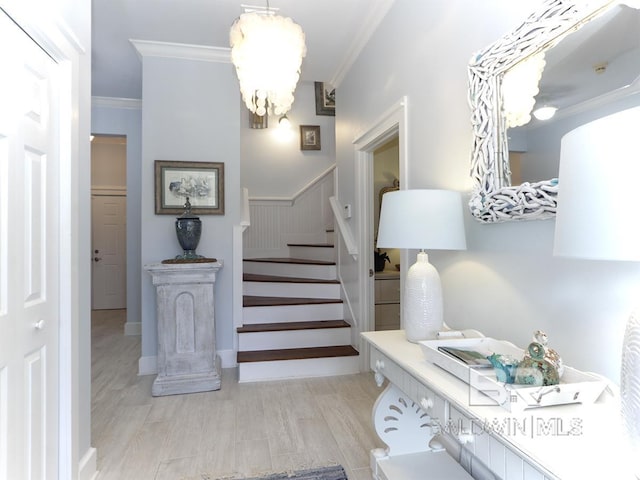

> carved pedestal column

[{"left": 145, "top": 260, "right": 223, "bottom": 396}]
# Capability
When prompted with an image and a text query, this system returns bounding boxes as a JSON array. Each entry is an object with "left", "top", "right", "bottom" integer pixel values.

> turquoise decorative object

[
  {"left": 515, "top": 342, "right": 560, "bottom": 386},
  {"left": 487, "top": 353, "right": 519, "bottom": 384}
]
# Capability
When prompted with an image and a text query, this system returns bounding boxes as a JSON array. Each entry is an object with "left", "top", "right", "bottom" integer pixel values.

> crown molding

[
  {"left": 331, "top": 0, "right": 395, "bottom": 88},
  {"left": 130, "top": 39, "right": 231, "bottom": 63},
  {"left": 92, "top": 96, "right": 142, "bottom": 109}
]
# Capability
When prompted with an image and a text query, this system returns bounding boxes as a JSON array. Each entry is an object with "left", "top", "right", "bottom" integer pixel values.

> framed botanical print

[{"left": 155, "top": 160, "right": 225, "bottom": 215}]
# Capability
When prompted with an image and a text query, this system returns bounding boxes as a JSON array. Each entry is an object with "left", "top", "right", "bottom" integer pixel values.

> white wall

[
  {"left": 241, "top": 81, "right": 335, "bottom": 198},
  {"left": 139, "top": 52, "right": 240, "bottom": 367},
  {"left": 92, "top": 100, "right": 143, "bottom": 335},
  {"left": 336, "top": 0, "right": 640, "bottom": 382}
]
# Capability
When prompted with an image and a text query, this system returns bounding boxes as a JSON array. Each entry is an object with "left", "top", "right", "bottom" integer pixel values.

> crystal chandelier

[{"left": 230, "top": 10, "right": 306, "bottom": 117}]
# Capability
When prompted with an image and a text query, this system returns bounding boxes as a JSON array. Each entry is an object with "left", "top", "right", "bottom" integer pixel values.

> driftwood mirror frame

[{"left": 467, "top": 0, "right": 618, "bottom": 223}]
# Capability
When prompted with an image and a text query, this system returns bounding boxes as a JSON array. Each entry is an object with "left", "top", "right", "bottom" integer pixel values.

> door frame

[
  {"left": 1, "top": 3, "right": 91, "bottom": 478},
  {"left": 353, "top": 97, "right": 409, "bottom": 367}
]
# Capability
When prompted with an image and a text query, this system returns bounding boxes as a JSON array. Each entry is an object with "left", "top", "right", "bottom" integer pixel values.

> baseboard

[
  {"left": 138, "top": 355, "right": 157, "bottom": 376},
  {"left": 139, "top": 351, "right": 236, "bottom": 375},
  {"left": 123, "top": 321, "right": 141, "bottom": 336},
  {"left": 78, "top": 447, "right": 98, "bottom": 480}
]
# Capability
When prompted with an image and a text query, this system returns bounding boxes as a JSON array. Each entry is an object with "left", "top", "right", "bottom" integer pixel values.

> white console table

[
  {"left": 145, "top": 260, "right": 222, "bottom": 396},
  {"left": 362, "top": 330, "right": 635, "bottom": 480}
]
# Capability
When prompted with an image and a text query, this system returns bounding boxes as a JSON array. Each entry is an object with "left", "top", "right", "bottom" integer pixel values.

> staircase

[{"left": 238, "top": 241, "right": 359, "bottom": 382}]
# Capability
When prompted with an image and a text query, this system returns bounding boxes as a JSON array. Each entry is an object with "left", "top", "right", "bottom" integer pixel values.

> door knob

[{"left": 94, "top": 257, "right": 102, "bottom": 262}]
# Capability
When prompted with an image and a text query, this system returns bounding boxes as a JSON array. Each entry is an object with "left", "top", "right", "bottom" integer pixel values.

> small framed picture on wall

[
  {"left": 299, "top": 125, "right": 321, "bottom": 151},
  {"left": 314, "top": 82, "right": 335, "bottom": 116}
]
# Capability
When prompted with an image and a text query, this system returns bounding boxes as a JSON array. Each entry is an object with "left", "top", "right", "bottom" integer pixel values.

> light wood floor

[{"left": 92, "top": 309, "right": 382, "bottom": 480}]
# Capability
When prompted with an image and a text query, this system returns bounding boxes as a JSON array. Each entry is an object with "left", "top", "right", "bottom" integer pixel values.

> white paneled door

[
  {"left": 91, "top": 195, "right": 127, "bottom": 310},
  {"left": 0, "top": 9, "right": 61, "bottom": 480}
]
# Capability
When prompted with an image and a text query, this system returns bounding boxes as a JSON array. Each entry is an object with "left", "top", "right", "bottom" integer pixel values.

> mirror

[{"left": 468, "top": 0, "right": 640, "bottom": 223}]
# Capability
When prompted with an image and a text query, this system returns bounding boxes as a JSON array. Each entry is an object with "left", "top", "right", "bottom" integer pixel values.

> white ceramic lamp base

[{"left": 404, "top": 252, "right": 443, "bottom": 343}]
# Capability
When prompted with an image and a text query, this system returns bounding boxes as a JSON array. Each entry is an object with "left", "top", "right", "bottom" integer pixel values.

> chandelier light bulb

[{"left": 230, "top": 12, "right": 306, "bottom": 117}]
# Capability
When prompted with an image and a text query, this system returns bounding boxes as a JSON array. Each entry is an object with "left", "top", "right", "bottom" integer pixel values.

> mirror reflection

[{"left": 507, "top": 3, "right": 640, "bottom": 184}]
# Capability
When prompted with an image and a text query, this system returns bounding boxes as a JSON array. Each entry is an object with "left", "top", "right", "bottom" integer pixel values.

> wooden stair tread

[
  {"left": 237, "top": 345, "right": 358, "bottom": 363},
  {"left": 244, "top": 257, "right": 335, "bottom": 266},
  {"left": 243, "top": 296, "right": 342, "bottom": 307},
  {"left": 237, "top": 320, "right": 349, "bottom": 333},
  {"left": 287, "top": 243, "right": 334, "bottom": 248},
  {"left": 243, "top": 273, "right": 339, "bottom": 284}
]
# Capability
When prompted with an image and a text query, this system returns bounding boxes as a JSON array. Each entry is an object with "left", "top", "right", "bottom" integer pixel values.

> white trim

[
  {"left": 78, "top": 447, "right": 98, "bottom": 480},
  {"left": 130, "top": 39, "right": 231, "bottom": 63},
  {"left": 91, "top": 186, "right": 126, "bottom": 196},
  {"left": 352, "top": 96, "right": 409, "bottom": 371},
  {"left": 249, "top": 165, "right": 336, "bottom": 205},
  {"left": 123, "top": 321, "right": 141, "bottom": 336},
  {"left": 331, "top": 0, "right": 395, "bottom": 87},
  {"left": 138, "top": 356, "right": 157, "bottom": 376},
  {"left": 91, "top": 96, "right": 142, "bottom": 109}
]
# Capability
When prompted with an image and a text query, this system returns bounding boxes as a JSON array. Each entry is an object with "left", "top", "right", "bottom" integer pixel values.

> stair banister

[
  {"left": 233, "top": 188, "right": 251, "bottom": 335},
  {"left": 240, "top": 187, "right": 250, "bottom": 228},
  {"left": 329, "top": 196, "right": 358, "bottom": 260}
]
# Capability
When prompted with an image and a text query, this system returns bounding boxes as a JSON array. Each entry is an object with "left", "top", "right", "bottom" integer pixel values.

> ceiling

[
  {"left": 91, "top": 0, "right": 392, "bottom": 99},
  {"left": 538, "top": 2, "right": 640, "bottom": 112}
]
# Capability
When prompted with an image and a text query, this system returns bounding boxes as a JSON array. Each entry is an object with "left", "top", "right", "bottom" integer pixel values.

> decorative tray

[{"left": 419, "top": 337, "right": 607, "bottom": 412}]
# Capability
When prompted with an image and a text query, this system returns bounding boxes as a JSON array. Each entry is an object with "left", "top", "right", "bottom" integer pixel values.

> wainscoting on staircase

[{"left": 238, "top": 241, "right": 359, "bottom": 382}]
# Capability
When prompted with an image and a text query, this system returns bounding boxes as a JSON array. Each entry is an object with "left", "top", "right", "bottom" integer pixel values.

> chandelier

[{"left": 230, "top": 10, "right": 306, "bottom": 117}]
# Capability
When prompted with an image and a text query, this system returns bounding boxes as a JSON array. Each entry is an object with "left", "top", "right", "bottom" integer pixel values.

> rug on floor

[{"left": 212, "top": 465, "right": 348, "bottom": 480}]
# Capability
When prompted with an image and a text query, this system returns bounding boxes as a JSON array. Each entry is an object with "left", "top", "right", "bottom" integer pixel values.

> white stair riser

[
  {"left": 238, "top": 327, "right": 351, "bottom": 351},
  {"left": 243, "top": 281, "right": 340, "bottom": 299},
  {"left": 243, "top": 261, "right": 336, "bottom": 280},
  {"left": 288, "top": 245, "right": 335, "bottom": 262},
  {"left": 243, "top": 303, "right": 343, "bottom": 324},
  {"left": 238, "top": 355, "right": 360, "bottom": 383}
]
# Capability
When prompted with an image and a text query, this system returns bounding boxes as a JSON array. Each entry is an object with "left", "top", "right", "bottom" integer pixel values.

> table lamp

[
  {"left": 553, "top": 105, "right": 640, "bottom": 478},
  {"left": 377, "top": 189, "right": 467, "bottom": 342}
]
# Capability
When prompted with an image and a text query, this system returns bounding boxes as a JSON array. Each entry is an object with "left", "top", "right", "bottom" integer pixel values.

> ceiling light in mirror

[{"left": 532, "top": 105, "right": 558, "bottom": 120}]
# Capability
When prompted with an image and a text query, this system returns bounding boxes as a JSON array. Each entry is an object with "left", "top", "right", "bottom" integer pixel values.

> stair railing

[
  {"left": 329, "top": 196, "right": 358, "bottom": 260},
  {"left": 233, "top": 188, "right": 250, "bottom": 333}
]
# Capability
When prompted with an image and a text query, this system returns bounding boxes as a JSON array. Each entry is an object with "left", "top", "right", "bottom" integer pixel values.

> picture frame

[
  {"left": 300, "top": 125, "right": 321, "bottom": 151},
  {"left": 314, "top": 81, "right": 335, "bottom": 116},
  {"left": 154, "top": 160, "right": 224, "bottom": 215}
]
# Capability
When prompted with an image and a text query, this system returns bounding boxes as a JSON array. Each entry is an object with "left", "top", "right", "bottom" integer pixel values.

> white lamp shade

[
  {"left": 377, "top": 189, "right": 467, "bottom": 251},
  {"left": 553, "top": 105, "right": 640, "bottom": 478},
  {"left": 553, "top": 105, "right": 640, "bottom": 261}
]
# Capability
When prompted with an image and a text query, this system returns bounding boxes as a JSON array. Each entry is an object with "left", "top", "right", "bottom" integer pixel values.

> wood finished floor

[{"left": 92, "top": 309, "right": 381, "bottom": 480}]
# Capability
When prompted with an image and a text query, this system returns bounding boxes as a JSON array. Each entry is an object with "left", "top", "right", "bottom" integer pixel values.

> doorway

[
  {"left": 353, "top": 97, "right": 409, "bottom": 349},
  {"left": 373, "top": 136, "right": 400, "bottom": 330},
  {"left": 91, "top": 135, "right": 127, "bottom": 310}
]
